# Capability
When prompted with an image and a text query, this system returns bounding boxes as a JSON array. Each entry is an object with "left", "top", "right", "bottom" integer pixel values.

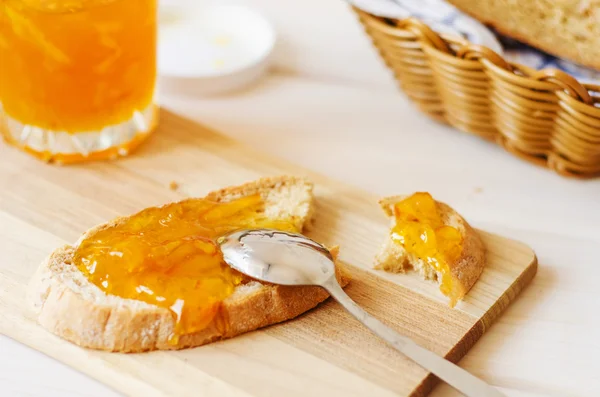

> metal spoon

[{"left": 218, "top": 229, "right": 505, "bottom": 397}]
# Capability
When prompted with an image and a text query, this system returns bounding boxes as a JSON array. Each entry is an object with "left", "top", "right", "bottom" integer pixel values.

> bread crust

[
  {"left": 376, "top": 195, "right": 485, "bottom": 306},
  {"left": 28, "top": 176, "right": 347, "bottom": 352},
  {"left": 446, "top": 0, "right": 600, "bottom": 70}
]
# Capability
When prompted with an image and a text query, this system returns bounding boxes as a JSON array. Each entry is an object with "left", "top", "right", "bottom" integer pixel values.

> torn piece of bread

[
  {"left": 375, "top": 194, "right": 485, "bottom": 306},
  {"left": 27, "top": 176, "right": 347, "bottom": 352}
]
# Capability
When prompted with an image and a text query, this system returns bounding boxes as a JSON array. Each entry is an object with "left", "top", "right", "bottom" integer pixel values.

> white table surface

[{"left": 2, "top": 0, "right": 599, "bottom": 396}]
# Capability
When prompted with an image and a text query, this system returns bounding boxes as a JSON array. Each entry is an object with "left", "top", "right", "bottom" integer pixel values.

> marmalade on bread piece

[
  {"left": 379, "top": 192, "right": 465, "bottom": 306},
  {"left": 73, "top": 194, "right": 298, "bottom": 343}
]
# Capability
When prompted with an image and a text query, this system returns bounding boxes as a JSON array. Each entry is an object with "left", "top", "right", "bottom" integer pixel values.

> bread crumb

[
  {"left": 169, "top": 181, "right": 179, "bottom": 191},
  {"left": 474, "top": 187, "right": 483, "bottom": 193}
]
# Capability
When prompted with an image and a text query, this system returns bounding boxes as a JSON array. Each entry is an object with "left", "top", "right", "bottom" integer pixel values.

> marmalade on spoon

[
  {"left": 390, "top": 192, "right": 464, "bottom": 304},
  {"left": 73, "top": 194, "right": 299, "bottom": 342}
]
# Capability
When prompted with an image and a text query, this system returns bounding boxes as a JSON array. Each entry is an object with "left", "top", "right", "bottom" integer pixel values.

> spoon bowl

[{"left": 218, "top": 229, "right": 335, "bottom": 286}]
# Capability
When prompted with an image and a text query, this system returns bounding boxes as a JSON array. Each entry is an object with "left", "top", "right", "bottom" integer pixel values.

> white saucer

[{"left": 157, "top": 3, "right": 276, "bottom": 95}]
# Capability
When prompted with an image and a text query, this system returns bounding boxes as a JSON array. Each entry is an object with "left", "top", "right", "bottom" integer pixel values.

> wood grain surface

[{"left": 0, "top": 110, "right": 537, "bottom": 397}]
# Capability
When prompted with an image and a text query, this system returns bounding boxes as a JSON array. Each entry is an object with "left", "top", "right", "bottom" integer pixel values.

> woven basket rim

[{"left": 356, "top": 7, "right": 599, "bottom": 109}]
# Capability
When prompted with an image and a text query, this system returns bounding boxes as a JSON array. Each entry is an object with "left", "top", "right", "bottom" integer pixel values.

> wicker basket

[{"left": 353, "top": 7, "right": 600, "bottom": 178}]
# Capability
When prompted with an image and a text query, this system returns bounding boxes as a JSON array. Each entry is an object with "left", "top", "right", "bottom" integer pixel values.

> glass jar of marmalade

[{"left": 0, "top": 0, "right": 158, "bottom": 163}]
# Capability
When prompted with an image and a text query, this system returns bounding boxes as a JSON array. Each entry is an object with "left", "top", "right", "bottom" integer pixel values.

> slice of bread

[
  {"left": 375, "top": 195, "right": 485, "bottom": 306},
  {"left": 446, "top": 0, "right": 600, "bottom": 70},
  {"left": 27, "top": 176, "right": 347, "bottom": 352}
]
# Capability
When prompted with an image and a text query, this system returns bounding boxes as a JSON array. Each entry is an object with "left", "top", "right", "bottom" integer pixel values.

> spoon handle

[{"left": 322, "top": 277, "right": 505, "bottom": 397}]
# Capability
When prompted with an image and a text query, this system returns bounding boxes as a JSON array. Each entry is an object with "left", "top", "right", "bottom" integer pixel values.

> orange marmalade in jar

[{"left": 0, "top": 0, "right": 158, "bottom": 163}]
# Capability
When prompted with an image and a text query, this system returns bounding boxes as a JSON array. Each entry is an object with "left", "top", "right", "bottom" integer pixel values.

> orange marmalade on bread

[
  {"left": 73, "top": 194, "right": 298, "bottom": 343},
  {"left": 390, "top": 192, "right": 463, "bottom": 305}
]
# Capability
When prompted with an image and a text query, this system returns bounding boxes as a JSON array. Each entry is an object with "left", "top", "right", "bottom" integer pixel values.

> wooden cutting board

[{"left": 0, "top": 109, "right": 537, "bottom": 397}]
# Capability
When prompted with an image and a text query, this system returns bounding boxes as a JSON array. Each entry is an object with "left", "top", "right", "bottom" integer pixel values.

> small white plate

[{"left": 158, "top": 3, "right": 276, "bottom": 95}]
